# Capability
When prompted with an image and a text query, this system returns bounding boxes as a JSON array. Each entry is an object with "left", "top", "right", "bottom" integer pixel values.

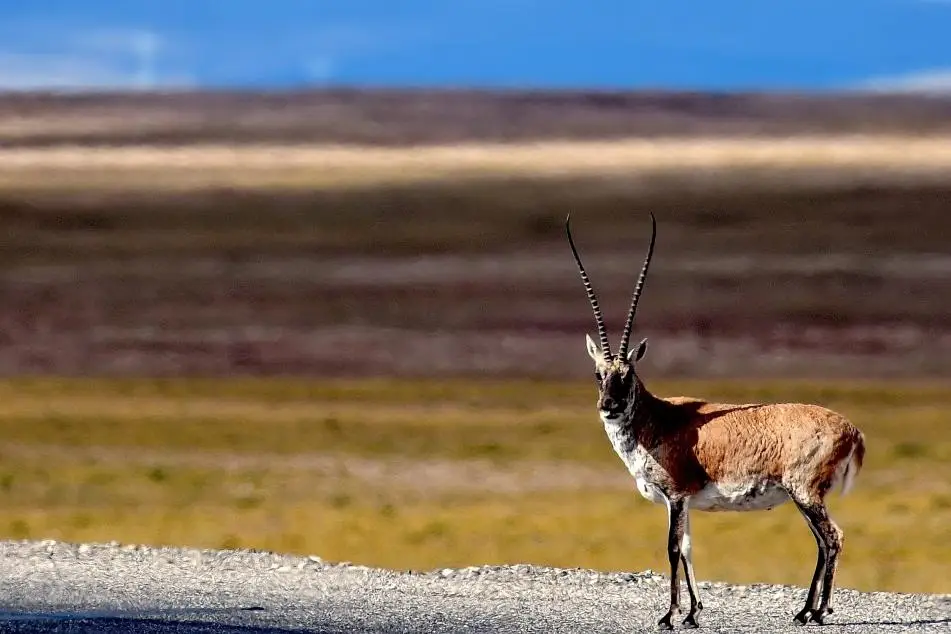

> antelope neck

[{"left": 608, "top": 378, "right": 658, "bottom": 441}]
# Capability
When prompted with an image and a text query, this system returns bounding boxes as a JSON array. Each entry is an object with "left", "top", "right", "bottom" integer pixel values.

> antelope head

[{"left": 565, "top": 212, "right": 657, "bottom": 424}]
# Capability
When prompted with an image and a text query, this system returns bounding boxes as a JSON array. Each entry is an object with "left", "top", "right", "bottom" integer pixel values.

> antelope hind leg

[{"left": 792, "top": 500, "right": 836, "bottom": 625}]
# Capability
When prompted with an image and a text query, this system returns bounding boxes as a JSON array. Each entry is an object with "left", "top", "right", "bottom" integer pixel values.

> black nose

[{"left": 602, "top": 396, "right": 617, "bottom": 411}]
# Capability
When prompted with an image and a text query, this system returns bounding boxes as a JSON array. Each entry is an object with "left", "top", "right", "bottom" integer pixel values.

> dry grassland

[
  {"left": 2, "top": 136, "right": 951, "bottom": 191},
  {"left": 0, "top": 378, "right": 947, "bottom": 594}
]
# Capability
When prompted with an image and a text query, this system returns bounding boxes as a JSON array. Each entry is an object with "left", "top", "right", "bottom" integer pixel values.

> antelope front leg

[
  {"left": 680, "top": 510, "right": 703, "bottom": 628},
  {"left": 658, "top": 498, "right": 687, "bottom": 630}
]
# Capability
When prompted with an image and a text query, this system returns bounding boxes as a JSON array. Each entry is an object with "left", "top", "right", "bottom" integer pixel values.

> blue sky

[{"left": 0, "top": 0, "right": 950, "bottom": 91}]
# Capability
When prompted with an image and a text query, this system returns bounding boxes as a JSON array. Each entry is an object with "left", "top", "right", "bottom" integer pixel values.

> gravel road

[{"left": 0, "top": 540, "right": 947, "bottom": 634}]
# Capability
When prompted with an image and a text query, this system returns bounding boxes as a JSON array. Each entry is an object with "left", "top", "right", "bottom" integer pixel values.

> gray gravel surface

[{"left": 0, "top": 540, "right": 947, "bottom": 633}]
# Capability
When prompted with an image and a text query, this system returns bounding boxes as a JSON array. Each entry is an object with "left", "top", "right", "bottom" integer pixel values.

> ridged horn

[
  {"left": 617, "top": 212, "right": 657, "bottom": 361},
  {"left": 565, "top": 214, "right": 612, "bottom": 360}
]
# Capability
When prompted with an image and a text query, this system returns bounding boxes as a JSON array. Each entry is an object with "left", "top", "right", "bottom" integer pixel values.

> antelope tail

[{"left": 841, "top": 432, "right": 866, "bottom": 496}]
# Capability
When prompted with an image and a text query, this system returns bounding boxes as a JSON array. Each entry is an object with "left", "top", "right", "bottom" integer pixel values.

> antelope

[{"left": 565, "top": 213, "right": 866, "bottom": 630}]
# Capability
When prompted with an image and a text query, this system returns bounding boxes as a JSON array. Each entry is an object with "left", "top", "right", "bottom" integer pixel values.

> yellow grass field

[
  {"left": 0, "top": 377, "right": 947, "bottom": 594},
  {"left": 2, "top": 135, "right": 951, "bottom": 191}
]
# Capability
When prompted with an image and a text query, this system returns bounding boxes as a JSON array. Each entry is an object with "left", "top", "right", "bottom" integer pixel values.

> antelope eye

[{"left": 594, "top": 371, "right": 602, "bottom": 383}]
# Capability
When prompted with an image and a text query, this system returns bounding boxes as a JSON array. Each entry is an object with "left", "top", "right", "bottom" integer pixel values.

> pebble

[{"left": 5, "top": 539, "right": 948, "bottom": 633}]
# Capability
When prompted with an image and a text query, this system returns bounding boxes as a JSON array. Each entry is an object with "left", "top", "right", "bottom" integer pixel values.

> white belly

[{"left": 690, "top": 479, "right": 790, "bottom": 512}]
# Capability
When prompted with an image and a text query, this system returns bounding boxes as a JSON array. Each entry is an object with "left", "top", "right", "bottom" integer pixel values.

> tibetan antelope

[{"left": 565, "top": 213, "right": 866, "bottom": 629}]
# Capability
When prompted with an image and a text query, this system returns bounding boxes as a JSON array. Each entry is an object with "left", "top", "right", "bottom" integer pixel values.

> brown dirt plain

[
  {"left": 1, "top": 89, "right": 951, "bottom": 379},
  {"left": 3, "top": 88, "right": 951, "bottom": 145}
]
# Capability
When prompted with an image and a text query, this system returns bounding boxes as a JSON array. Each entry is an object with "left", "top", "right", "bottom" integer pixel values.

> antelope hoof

[
  {"left": 658, "top": 609, "right": 679, "bottom": 630},
  {"left": 793, "top": 607, "right": 813, "bottom": 625},
  {"left": 681, "top": 601, "right": 702, "bottom": 628},
  {"left": 810, "top": 607, "right": 833, "bottom": 625}
]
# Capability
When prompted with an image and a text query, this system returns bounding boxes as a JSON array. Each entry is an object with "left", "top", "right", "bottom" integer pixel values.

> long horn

[
  {"left": 617, "top": 212, "right": 657, "bottom": 360},
  {"left": 565, "top": 214, "right": 612, "bottom": 360}
]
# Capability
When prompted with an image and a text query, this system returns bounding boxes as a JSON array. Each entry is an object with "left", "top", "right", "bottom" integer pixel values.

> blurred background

[{"left": 1, "top": 0, "right": 949, "bottom": 594}]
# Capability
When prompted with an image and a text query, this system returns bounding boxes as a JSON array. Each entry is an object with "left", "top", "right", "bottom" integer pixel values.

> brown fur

[{"left": 637, "top": 391, "right": 866, "bottom": 503}]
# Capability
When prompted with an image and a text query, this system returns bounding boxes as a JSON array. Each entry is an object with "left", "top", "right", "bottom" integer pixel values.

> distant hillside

[{"left": 2, "top": 89, "right": 951, "bottom": 147}]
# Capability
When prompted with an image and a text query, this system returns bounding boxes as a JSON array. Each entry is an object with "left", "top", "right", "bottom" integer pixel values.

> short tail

[{"left": 841, "top": 431, "right": 866, "bottom": 496}]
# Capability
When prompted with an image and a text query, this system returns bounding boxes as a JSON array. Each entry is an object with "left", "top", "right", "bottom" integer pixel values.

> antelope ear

[
  {"left": 628, "top": 337, "right": 648, "bottom": 363},
  {"left": 585, "top": 334, "right": 604, "bottom": 364}
]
